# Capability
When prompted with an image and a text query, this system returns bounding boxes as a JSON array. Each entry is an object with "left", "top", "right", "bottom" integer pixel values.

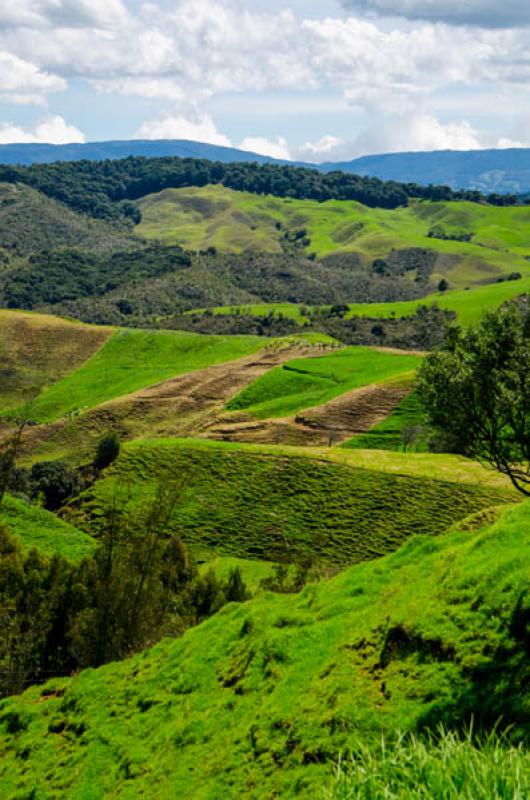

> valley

[{"left": 1, "top": 154, "right": 530, "bottom": 798}]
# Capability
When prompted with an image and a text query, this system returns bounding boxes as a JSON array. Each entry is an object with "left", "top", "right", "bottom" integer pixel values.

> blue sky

[{"left": 1, "top": 0, "right": 530, "bottom": 160}]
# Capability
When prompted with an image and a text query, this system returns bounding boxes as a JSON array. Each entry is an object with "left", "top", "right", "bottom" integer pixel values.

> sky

[{"left": 1, "top": 0, "right": 530, "bottom": 161}]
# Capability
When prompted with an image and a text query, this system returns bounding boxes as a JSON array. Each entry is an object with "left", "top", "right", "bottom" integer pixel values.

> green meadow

[
  {"left": 2, "top": 498, "right": 529, "bottom": 797},
  {"left": 0, "top": 495, "right": 95, "bottom": 560},
  {"left": 226, "top": 346, "right": 421, "bottom": 419}
]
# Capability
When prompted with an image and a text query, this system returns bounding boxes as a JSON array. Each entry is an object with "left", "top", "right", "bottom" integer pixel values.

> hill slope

[
  {"left": 324, "top": 147, "right": 530, "bottom": 193},
  {"left": 137, "top": 185, "right": 530, "bottom": 290},
  {"left": 76, "top": 438, "right": 516, "bottom": 567},
  {"left": 0, "top": 495, "right": 95, "bottom": 560},
  {"left": 1, "top": 499, "right": 529, "bottom": 798}
]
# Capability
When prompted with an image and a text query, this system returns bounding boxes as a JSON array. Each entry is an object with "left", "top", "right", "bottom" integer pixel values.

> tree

[
  {"left": 417, "top": 305, "right": 530, "bottom": 495},
  {"left": 94, "top": 432, "right": 120, "bottom": 471},
  {"left": 29, "top": 460, "right": 82, "bottom": 511},
  {"left": 438, "top": 278, "right": 449, "bottom": 292}
]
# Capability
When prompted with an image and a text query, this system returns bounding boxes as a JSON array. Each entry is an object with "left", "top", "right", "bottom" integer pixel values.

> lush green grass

[
  {"left": 343, "top": 390, "right": 429, "bottom": 452},
  {"left": 226, "top": 346, "right": 420, "bottom": 419},
  {"left": 0, "top": 495, "right": 95, "bottom": 560},
  {"left": 189, "top": 275, "right": 530, "bottom": 330},
  {"left": 2, "top": 499, "right": 530, "bottom": 797},
  {"left": 137, "top": 184, "right": 530, "bottom": 289},
  {"left": 14, "top": 328, "right": 264, "bottom": 423},
  {"left": 328, "top": 729, "right": 530, "bottom": 799},
  {"left": 345, "top": 276, "right": 530, "bottom": 327},
  {"left": 75, "top": 438, "right": 515, "bottom": 568}
]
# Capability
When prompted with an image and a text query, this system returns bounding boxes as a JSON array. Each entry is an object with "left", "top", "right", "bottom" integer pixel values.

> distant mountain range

[{"left": 1, "top": 138, "right": 530, "bottom": 194}]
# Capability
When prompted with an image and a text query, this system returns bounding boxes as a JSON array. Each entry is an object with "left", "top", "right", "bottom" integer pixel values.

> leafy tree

[
  {"left": 94, "top": 432, "right": 120, "bottom": 471},
  {"left": 438, "top": 278, "right": 449, "bottom": 292},
  {"left": 29, "top": 460, "right": 82, "bottom": 511},
  {"left": 417, "top": 305, "right": 530, "bottom": 495}
]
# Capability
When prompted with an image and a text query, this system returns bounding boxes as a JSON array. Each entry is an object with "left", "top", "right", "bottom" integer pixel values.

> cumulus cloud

[
  {"left": 0, "top": 115, "right": 85, "bottom": 144},
  {"left": 239, "top": 136, "right": 291, "bottom": 160},
  {"left": 136, "top": 113, "right": 232, "bottom": 147},
  {"left": 0, "top": 51, "right": 65, "bottom": 104},
  {"left": 351, "top": 114, "right": 483, "bottom": 157},
  {"left": 339, "top": 0, "right": 530, "bottom": 29}
]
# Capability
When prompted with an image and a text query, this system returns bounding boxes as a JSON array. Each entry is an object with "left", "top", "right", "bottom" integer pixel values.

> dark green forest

[{"left": 0, "top": 155, "right": 518, "bottom": 224}]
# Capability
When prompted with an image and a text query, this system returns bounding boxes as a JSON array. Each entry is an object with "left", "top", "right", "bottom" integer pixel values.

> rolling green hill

[
  {"left": 75, "top": 438, "right": 515, "bottom": 568},
  {"left": 1, "top": 498, "right": 529, "bottom": 798},
  {"left": 11, "top": 328, "right": 265, "bottom": 424},
  {"left": 137, "top": 184, "right": 530, "bottom": 289},
  {"left": 0, "top": 310, "right": 113, "bottom": 414},
  {"left": 0, "top": 495, "right": 95, "bottom": 560},
  {"left": 226, "top": 346, "right": 420, "bottom": 420}
]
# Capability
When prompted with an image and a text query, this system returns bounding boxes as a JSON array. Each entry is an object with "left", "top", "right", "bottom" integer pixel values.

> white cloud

[
  {"left": 351, "top": 114, "right": 483, "bottom": 157},
  {"left": 294, "top": 135, "right": 346, "bottom": 162},
  {"left": 136, "top": 113, "right": 232, "bottom": 147},
  {"left": 0, "top": 115, "right": 85, "bottom": 144},
  {"left": 0, "top": 51, "right": 65, "bottom": 104},
  {"left": 339, "top": 1, "right": 530, "bottom": 29},
  {"left": 0, "top": 0, "right": 128, "bottom": 30},
  {"left": 239, "top": 136, "right": 291, "bottom": 160}
]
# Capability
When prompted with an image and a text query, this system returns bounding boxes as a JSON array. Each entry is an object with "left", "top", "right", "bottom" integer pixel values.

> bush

[{"left": 94, "top": 432, "right": 120, "bottom": 471}]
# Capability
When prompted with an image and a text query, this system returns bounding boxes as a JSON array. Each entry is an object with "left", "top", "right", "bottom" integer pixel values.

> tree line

[{"left": 0, "top": 156, "right": 519, "bottom": 224}]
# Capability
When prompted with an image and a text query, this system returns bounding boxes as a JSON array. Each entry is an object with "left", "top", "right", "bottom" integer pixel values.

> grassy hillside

[
  {"left": 137, "top": 184, "right": 530, "bottom": 289},
  {"left": 0, "top": 495, "right": 95, "bottom": 560},
  {"left": 2, "top": 499, "right": 530, "bottom": 797},
  {"left": 226, "top": 346, "right": 420, "bottom": 419},
  {"left": 0, "top": 310, "right": 112, "bottom": 414},
  {"left": 190, "top": 274, "right": 530, "bottom": 330},
  {"left": 76, "top": 439, "right": 515, "bottom": 567},
  {"left": 14, "top": 328, "right": 265, "bottom": 423},
  {"left": 0, "top": 181, "right": 136, "bottom": 262},
  {"left": 343, "top": 390, "right": 428, "bottom": 452},
  {"left": 345, "top": 276, "right": 530, "bottom": 327}
]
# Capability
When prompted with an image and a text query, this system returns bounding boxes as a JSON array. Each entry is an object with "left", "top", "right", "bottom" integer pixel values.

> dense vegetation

[
  {"left": 0, "top": 155, "right": 509, "bottom": 226},
  {"left": 2, "top": 245, "right": 191, "bottom": 310},
  {"left": 2, "top": 499, "right": 530, "bottom": 797}
]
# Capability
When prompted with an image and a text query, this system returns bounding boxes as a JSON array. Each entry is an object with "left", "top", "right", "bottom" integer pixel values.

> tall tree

[{"left": 417, "top": 304, "right": 530, "bottom": 495}]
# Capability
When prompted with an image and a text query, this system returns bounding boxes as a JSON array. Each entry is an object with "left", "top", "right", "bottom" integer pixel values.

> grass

[
  {"left": 2, "top": 498, "right": 530, "bottom": 797},
  {"left": 137, "top": 184, "right": 530, "bottom": 289},
  {"left": 74, "top": 438, "right": 516, "bottom": 568},
  {"left": 0, "top": 309, "right": 112, "bottom": 414},
  {"left": 189, "top": 276, "right": 530, "bottom": 330},
  {"left": 328, "top": 728, "right": 530, "bottom": 799},
  {"left": 14, "top": 328, "right": 265, "bottom": 423},
  {"left": 0, "top": 495, "right": 95, "bottom": 560},
  {"left": 344, "top": 277, "right": 530, "bottom": 327},
  {"left": 226, "top": 346, "right": 421, "bottom": 419},
  {"left": 343, "top": 390, "right": 429, "bottom": 452}
]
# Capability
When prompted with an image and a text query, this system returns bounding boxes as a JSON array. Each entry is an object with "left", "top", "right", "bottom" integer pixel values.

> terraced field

[
  {"left": 9, "top": 327, "right": 267, "bottom": 424},
  {"left": 137, "top": 184, "right": 530, "bottom": 289}
]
